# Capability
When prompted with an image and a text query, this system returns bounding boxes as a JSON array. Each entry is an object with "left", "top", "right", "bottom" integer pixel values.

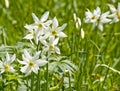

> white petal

[
  {"left": 101, "top": 11, "right": 110, "bottom": 17},
  {"left": 85, "top": 9, "right": 93, "bottom": 18},
  {"left": 58, "top": 32, "right": 67, "bottom": 38},
  {"left": 9, "top": 54, "right": 16, "bottom": 64},
  {"left": 54, "top": 47, "right": 60, "bottom": 54},
  {"left": 118, "top": 3, "right": 120, "bottom": 11},
  {"left": 9, "top": 66, "right": 15, "bottom": 72},
  {"left": 94, "top": 7, "right": 101, "bottom": 16},
  {"left": 36, "top": 59, "right": 47, "bottom": 66},
  {"left": 32, "top": 13, "right": 39, "bottom": 23},
  {"left": 107, "top": 4, "right": 116, "bottom": 13},
  {"left": 0, "top": 70, "right": 5, "bottom": 74},
  {"left": 58, "top": 23, "right": 67, "bottom": 32},
  {"left": 18, "top": 59, "right": 28, "bottom": 65},
  {"left": 24, "top": 50, "right": 32, "bottom": 60},
  {"left": 92, "top": 23, "right": 97, "bottom": 30},
  {"left": 32, "top": 65, "right": 39, "bottom": 74},
  {"left": 52, "top": 17, "right": 58, "bottom": 29},
  {"left": 44, "top": 20, "right": 52, "bottom": 26},
  {"left": 6, "top": 52, "right": 10, "bottom": 62},
  {"left": 20, "top": 66, "right": 31, "bottom": 76},
  {"left": 98, "top": 24, "right": 103, "bottom": 31},
  {"left": 24, "top": 34, "right": 33, "bottom": 39},
  {"left": 33, "top": 51, "right": 41, "bottom": 60},
  {"left": 22, "top": 54, "right": 30, "bottom": 63},
  {"left": 49, "top": 37, "right": 54, "bottom": 44},
  {"left": 0, "top": 61, "right": 3, "bottom": 68},
  {"left": 40, "top": 11, "right": 49, "bottom": 22},
  {"left": 53, "top": 38, "right": 59, "bottom": 45}
]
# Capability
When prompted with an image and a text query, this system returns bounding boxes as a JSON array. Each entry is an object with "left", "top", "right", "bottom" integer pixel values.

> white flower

[
  {"left": 18, "top": 50, "right": 47, "bottom": 76},
  {"left": 85, "top": 7, "right": 111, "bottom": 31},
  {"left": 31, "top": 11, "right": 52, "bottom": 35},
  {"left": 24, "top": 11, "right": 52, "bottom": 44},
  {"left": 0, "top": 53, "right": 16, "bottom": 74},
  {"left": 44, "top": 17, "right": 67, "bottom": 39},
  {"left": 24, "top": 24, "right": 40, "bottom": 44},
  {"left": 42, "top": 37, "right": 60, "bottom": 56},
  {"left": 108, "top": 3, "right": 120, "bottom": 23}
]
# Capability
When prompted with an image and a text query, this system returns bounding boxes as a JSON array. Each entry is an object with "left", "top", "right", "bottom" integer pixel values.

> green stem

[
  {"left": 68, "top": 72, "right": 72, "bottom": 91},
  {"left": 36, "top": 70, "right": 40, "bottom": 91},
  {"left": 46, "top": 63, "right": 48, "bottom": 91},
  {"left": 31, "top": 72, "right": 34, "bottom": 91}
]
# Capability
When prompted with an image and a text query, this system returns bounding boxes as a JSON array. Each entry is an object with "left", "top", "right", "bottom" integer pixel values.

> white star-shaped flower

[
  {"left": 42, "top": 37, "right": 60, "bottom": 56},
  {"left": 108, "top": 3, "right": 120, "bottom": 23},
  {"left": 18, "top": 50, "right": 47, "bottom": 76},
  {"left": 0, "top": 52, "right": 16, "bottom": 74},
  {"left": 31, "top": 11, "right": 52, "bottom": 35},
  {"left": 85, "top": 7, "right": 111, "bottom": 31},
  {"left": 44, "top": 17, "right": 67, "bottom": 39}
]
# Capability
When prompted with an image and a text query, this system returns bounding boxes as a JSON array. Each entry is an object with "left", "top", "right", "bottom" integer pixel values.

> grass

[{"left": 0, "top": 0, "right": 120, "bottom": 91}]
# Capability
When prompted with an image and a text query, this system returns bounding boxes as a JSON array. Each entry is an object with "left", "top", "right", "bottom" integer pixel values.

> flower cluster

[
  {"left": 19, "top": 11, "right": 67, "bottom": 75},
  {"left": 84, "top": 2, "right": 120, "bottom": 31},
  {"left": 24, "top": 11, "right": 67, "bottom": 56},
  {"left": 84, "top": 7, "right": 111, "bottom": 31},
  {"left": 0, "top": 11, "right": 67, "bottom": 76}
]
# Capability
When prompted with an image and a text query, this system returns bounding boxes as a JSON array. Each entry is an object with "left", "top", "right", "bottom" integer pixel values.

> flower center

[
  {"left": 91, "top": 16, "right": 96, "bottom": 19},
  {"left": 38, "top": 23, "right": 43, "bottom": 28},
  {"left": 4, "top": 64, "right": 9, "bottom": 71},
  {"left": 51, "top": 30, "right": 57, "bottom": 36},
  {"left": 97, "top": 18, "right": 101, "bottom": 23},
  {"left": 116, "top": 11, "right": 120, "bottom": 19},
  {"left": 29, "top": 61, "right": 34, "bottom": 67},
  {"left": 49, "top": 44, "right": 54, "bottom": 50}
]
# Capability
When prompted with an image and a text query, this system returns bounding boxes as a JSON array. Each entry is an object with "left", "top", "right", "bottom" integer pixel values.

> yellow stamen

[
  {"left": 38, "top": 23, "right": 43, "bottom": 28},
  {"left": 91, "top": 16, "right": 96, "bottom": 19},
  {"left": 4, "top": 64, "right": 9, "bottom": 71},
  {"left": 116, "top": 11, "right": 120, "bottom": 19},
  {"left": 51, "top": 30, "right": 57, "bottom": 36},
  {"left": 97, "top": 18, "right": 101, "bottom": 23},
  {"left": 29, "top": 61, "right": 34, "bottom": 67},
  {"left": 49, "top": 44, "right": 54, "bottom": 50}
]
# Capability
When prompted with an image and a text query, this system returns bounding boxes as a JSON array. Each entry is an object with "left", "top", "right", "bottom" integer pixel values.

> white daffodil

[
  {"left": 85, "top": 7, "right": 111, "bottom": 31},
  {"left": 24, "top": 24, "right": 40, "bottom": 44},
  {"left": 108, "top": 3, "right": 120, "bottom": 23},
  {"left": 85, "top": 7, "right": 101, "bottom": 23},
  {"left": 0, "top": 53, "right": 16, "bottom": 74},
  {"left": 44, "top": 17, "right": 67, "bottom": 39},
  {"left": 42, "top": 37, "right": 60, "bottom": 56},
  {"left": 18, "top": 50, "right": 47, "bottom": 76},
  {"left": 31, "top": 11, "right": 52, "bottom": 35}
]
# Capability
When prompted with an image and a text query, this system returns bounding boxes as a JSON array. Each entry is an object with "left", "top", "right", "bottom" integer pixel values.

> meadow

[{"left": 0, "top": 0, "right": 120, "bottom": 91}]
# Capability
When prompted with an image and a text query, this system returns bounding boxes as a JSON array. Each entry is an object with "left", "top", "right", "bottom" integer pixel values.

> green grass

[{"left": 0, "top": 0, "right": 120, "bottom": 91}]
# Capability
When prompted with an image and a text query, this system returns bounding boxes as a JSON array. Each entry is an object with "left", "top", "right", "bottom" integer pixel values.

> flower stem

[
  {"left": 46, "top": 63, "right": 48, "bottom": 91},
  {"left": 31, "top": 72, "right": 34, "bottom": 91},
  {"left": 68, "top": 72, "right": 72, "bottom": 91}
]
